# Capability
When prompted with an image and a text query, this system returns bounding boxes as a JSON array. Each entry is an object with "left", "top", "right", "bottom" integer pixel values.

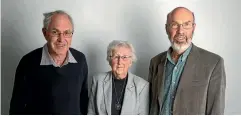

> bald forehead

[{"left": 167, "top": 7, "right": 195, "bottom": 24}]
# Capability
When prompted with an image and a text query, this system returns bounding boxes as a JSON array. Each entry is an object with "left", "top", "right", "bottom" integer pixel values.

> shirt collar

[{"left": 40, "top": 44, "right": 77, "bottom": 67}]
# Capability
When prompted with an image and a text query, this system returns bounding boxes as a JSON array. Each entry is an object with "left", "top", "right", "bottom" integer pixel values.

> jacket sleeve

[
  {"left": 87, "top": 75, "right": 97, "bottom": 115},
  {"left": 138, "top": 82, "right": 150, "bottom": 115},
  {"left": 206, "top": 57, "right": 226, "bottom": 115},
  {"left": 9, "top": 56, "right": 27, "bottom": 114},
  {"left": 148, "top": 59, "right": 156, "bottom": 115}
]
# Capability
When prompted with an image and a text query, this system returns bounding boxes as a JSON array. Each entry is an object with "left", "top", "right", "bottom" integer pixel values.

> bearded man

[{"left": 148, "top": 7, "right": 226, "bottom": 115}]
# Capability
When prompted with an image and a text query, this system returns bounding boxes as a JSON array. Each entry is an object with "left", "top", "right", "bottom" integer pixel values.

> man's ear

[
  {"left": 42, "top": 28, "right": 48, "bottom": 41},
  {"left": 165, "top": 24, "right": 169, "bottom": 35},
  {"left": 193, "top": 23, "right": 196, "bottom": 31},
  {"left": 42, "top": 28, "right": 47, "bottom": 37}
]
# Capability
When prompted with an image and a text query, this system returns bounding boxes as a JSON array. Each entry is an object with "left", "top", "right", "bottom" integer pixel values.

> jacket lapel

[
  {"left": 157, "top": 53, "right": 168, "bottom": 113},
  {"left": 121, "top": 72, "right": 135, "bottom": 115},
  {"left": 173, "top": 44, "right": 200, "bottom": 114},
  {"left": 103, "top": 72, "right": 112, "bottom": 115}
]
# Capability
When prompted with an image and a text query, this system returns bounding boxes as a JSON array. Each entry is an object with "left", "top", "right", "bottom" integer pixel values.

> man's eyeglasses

[
  {"left": 48, "top": 29, "right": 73, "bottom": 38},
  {"left": 167, "top": 22, "right": 195, "bottom": 29},
  {"left": 110, "top": 55, "right": 132, "bottom": 61}
]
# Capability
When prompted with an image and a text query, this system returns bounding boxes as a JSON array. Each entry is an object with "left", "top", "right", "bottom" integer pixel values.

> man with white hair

[
  {"left": 9, "top": 10, "right": 88, "bottom": 115},
  {"left": 148, "top": 7, "right": 226, "bottom": 115}
]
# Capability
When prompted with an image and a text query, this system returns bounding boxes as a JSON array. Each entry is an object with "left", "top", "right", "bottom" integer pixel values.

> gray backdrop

[{"left": 1, "top": 0, "right": 241, "bottom": 114}]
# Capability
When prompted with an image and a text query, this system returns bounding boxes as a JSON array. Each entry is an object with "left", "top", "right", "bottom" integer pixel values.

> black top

[
  {"left": 111, "top": 75, "right": 128, "bottom": 115},
  {"left": 9, "top": 47, "right": 88, "bottom": 115}
]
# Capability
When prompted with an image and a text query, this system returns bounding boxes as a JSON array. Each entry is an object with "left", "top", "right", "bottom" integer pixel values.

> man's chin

[
  {"left": 172, "top": 43, "right": 190, "bottom": 53},
  {"left": 54, "top": 50, "right": 68, "bottom": 55}
]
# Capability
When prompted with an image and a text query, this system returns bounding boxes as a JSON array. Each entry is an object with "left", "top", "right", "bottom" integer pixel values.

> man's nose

[
  {"left": 177, "top": 24, "right": 184, "bottom": 34},
  {"left": 57, "top": 33, "right": 65, "bottom": 42}
]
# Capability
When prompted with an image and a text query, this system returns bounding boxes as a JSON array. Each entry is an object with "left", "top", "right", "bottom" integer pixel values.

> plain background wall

[{"left": 1, "top": 0, "right": 241, "bottom": 114}]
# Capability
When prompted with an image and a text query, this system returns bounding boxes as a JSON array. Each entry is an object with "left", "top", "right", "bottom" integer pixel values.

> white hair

[
  {"left": 43, "top": 10, "right": 74, "bottom": 31},
  {"left": 106, "top": 40, "right": 137, "bottom": 63}
]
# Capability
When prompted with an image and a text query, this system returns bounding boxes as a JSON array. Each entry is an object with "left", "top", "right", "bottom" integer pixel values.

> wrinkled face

[
  {"left": 110, "top": 47, "right": 132, "bottom": 77},
  {"left": 42, "top": 14, "right": 73, "bottom": 55},
  {"left": 166, "top": 8, "right": 196, "bottom": 53}
]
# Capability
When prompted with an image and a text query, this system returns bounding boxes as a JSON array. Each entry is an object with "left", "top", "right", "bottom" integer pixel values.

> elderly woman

[{"left": 88, "top": 40, "right": 149, "bottom": 115}]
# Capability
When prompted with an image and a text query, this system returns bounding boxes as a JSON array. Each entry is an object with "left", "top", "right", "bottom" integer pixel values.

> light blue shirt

[
  {"left": 40, "top": 44, "right": 77, "bottom": 67},
  {"left": 160, "top": 44, "right": 192, "bottom": 115}
]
